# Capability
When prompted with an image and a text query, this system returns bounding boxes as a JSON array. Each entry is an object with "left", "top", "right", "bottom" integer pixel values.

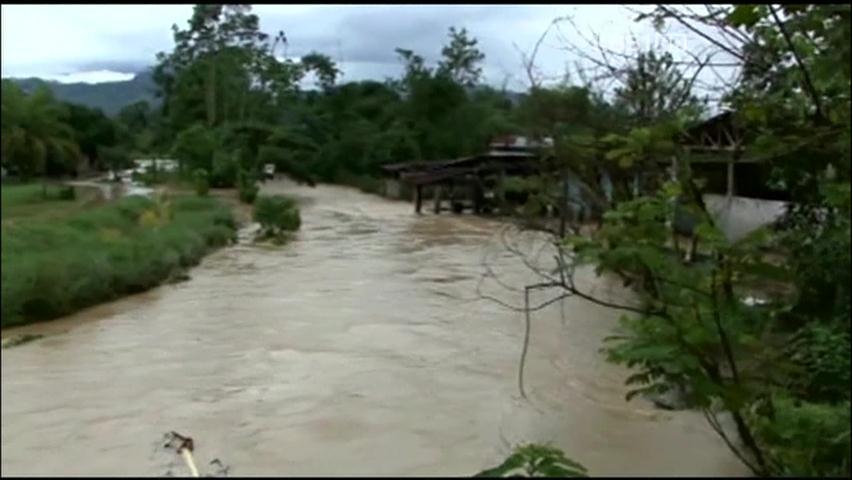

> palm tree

[{"left": 1, "top": 82, "right": 81, "bottom": 196}]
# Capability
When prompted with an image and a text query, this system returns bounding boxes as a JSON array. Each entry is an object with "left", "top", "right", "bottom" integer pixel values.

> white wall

[{"left": 703, "top": 194, "right": 789, "bottom": 242}]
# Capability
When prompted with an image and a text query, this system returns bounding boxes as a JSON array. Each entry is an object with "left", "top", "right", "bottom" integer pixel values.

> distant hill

[
  {"left": 6, "top": 69, "right": 526, "bottom": 116},
  {"left": 8, "top": 70, "right": 159, "bottom": 117}
]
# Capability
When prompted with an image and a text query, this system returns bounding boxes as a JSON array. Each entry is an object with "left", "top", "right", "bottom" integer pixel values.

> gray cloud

[{"left": 3, "top": 4, "right": 692, "bottom": 92}]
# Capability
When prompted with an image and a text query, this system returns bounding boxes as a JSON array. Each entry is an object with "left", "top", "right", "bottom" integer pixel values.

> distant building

[
  {"left": 133, "top": 159, "right": 179, "bottom": 173},
  {"left": 488, "top": 135, "right": 554, "bottom": 152}
]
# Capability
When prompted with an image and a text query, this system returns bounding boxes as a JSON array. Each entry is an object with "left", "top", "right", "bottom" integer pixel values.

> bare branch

[
  {"left": 768, "top": 4, "right": 824, "bottom": 119},
  {"left": 656, "top": 5, "right": 746, "bottom": 62}
]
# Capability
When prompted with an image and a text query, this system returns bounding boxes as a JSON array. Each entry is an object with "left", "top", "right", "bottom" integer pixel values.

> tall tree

[
  {"left": 1, "top": 82, "right": 80, "bottom": 192},
  {"left": 437, "top": 27, "right": 486, "bottom": 87},
  {"left": 613, "top": 50, "right": 703, "bottom": 126}
]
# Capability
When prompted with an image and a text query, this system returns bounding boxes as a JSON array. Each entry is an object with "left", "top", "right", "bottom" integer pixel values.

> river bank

[
  {"left": 1, "top": 183, "right": 237, "bottom": 328},
  {"left": 1, "top": 179, "right": 747, "bottom": 476}
]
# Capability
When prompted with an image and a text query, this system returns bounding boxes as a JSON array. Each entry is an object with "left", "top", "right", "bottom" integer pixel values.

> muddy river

[{"left": 1, "top": 180, "right": 746, "bottom": 476}]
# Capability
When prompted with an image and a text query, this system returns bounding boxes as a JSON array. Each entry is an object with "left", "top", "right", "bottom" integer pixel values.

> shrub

[
  {"left": 193, "top": 169, "right": 209, "bottom": 196},
  {"left": 253, "top": 194, "right": 300, "bottom": 239},
  {"left": 210, "top": 151, "right": 239, "bottom": 188},
  {"left": 237, "top": 170, "right": 259, "bottom": 204},
  {"left": 98, "top": 145, "right": 132, "bottom": 176},
  {"left": 58, "top": 185, "right": 76, "bottom": 200},
  {"left": 476, "top": 444, "right": 588, "bottom": 477},
  {"left": 172, "top": 124, "right": 217, "bottom": 173}
]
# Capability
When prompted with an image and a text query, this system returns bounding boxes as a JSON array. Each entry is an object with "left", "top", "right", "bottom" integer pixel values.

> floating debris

[{"left": 160, "top": 431, "right": 230, "bottom": 477}]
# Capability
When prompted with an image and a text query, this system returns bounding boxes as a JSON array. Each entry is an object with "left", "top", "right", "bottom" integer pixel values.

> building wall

[
  {"left": 703, "top": 194, "right": 788, "bottom": 243},
  {"left": 384, "top": 179, "right": 402, "bottom": 199}
]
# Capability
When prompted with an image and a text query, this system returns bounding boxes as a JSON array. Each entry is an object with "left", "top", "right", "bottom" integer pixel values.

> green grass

[
  {"left": 1, "top": 183, "right": 102, "bottom": 223},
  {"left": 1, "top": 192, "right": 236, "bottom": 327}
]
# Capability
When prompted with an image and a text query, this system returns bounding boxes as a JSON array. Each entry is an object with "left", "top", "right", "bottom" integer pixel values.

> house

[{"left": 673, "top": 111, "right": 790, "bottom": 242}]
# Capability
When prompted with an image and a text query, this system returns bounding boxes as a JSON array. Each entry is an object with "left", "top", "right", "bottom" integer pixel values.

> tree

[
  {"left": 491, "top": 5, "right": 850, "bottom": 477},
  {"left": 437, "top": 26, "right": 486, "bottom": 87},
  {"left": 65, "top": 103, "right": 118, "bottom": 171},
  {"left": 1, "top": 82, "right": 80, "bottom": 193},
  {"left": 171, "top": 124, "right": 217, "bottom": 173},
  {"left": 613, "top": 50, "right": 704, "bottom": 126},
  {"left": 301, "top": 52, "right": 340, "bottom": 90}
]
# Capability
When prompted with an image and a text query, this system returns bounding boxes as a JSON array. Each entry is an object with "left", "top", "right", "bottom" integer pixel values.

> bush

[
  {"left": 237, "top": 170, "right": 259, "bottom": 204},
  {"left": 172, "top": 125, "right": 217, "bottom": 173},
  {"left": 253, "top": 194, "right": 300, "bottom": 239},
  {"left": 58, "top": 185, "right": 76, "bottom": 200},
  {"left": 210, "top": 151, "right": 239, "bottom": 188},
  {"left": 193, "top": 169, "right": 209, "bottom": 196},
  {"left": 98, "top": 145, "right": 132, "bottom": 175},
  {"left": 476, "top": 444, "right": 588, "bottom": 477}
]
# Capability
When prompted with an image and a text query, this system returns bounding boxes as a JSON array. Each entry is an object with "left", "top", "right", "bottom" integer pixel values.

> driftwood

[{"left": 164, "top": 431, "right": 199, "bottom": 477}]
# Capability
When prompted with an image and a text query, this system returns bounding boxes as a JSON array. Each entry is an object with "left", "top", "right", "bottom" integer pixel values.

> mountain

[
  {"left": 9, "top": 70, "right": 159, "bottom": 117},
  {"left": 6, "top": 69, "right": 526, "bottom": 116}
]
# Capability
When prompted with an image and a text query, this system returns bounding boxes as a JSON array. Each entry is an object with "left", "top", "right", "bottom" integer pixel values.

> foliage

[
  {"left": 613, "top": 50, "right": 704, "bottom": 126},
  {"left": 97, "top": 145, "right": 132, "bottom": 175},
  {"left": 172, "top": 124, "right": 217, "bottom": 173},
  {"left": 57, "top": 185, "right": 76, "bottom": 201},
  {"left": 237, "top": 169, "right": 259, "bottom": 204},
  {"left": 210, "top": 150, "right": 239, "bottom": 188},
  {"left": 193, "top": 168, "right": 209, "bottom": 196},
  {"left": 147, "top": 4, "right": 521, "bottom": 190},
  {"left": 1, "top": 193, "right": 235, "bottom": 327},
  {"left": 549, "top": 4, "right": 851, "bottom": 477},
  {"left": 475, "top": 444, "right": 588, "bottom": 477},
  {"left": 1, "top": 81, "right": 82, "bottom": 181},
  {"left": 64, "top": 102, "right": 118, "bottom": 170},
  {"left": 748, "top": 394, "right": 850, "bottom": 477},
  {"left": 252, "top": 194, "right": 300, "bottom": 239},
  {"left": 437, "top": 27, "right": 486, "bottom": 87}
]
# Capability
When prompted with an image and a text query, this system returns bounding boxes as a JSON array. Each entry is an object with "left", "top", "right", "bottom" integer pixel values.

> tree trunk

[{"left": 206, "top": 60, "right": 217, "bottom": 127}]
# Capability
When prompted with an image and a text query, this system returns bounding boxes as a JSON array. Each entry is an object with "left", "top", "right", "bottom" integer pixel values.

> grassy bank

[
  {"left": 1, "top": 191, "right": 236, "bottom": 327},
  {"left": 1, "top": 183, "right": 102, "bottom": 223}
]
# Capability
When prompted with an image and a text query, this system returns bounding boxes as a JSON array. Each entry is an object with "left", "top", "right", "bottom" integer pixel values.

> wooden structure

[
  {"left": 672, "top": 110, "right": 792, "bottom": 242},
  {"left": 673, "top": 110, "right": 787, "bottom": 200},
  {"left": 382, "top": 148, "right": 543, "bottom": 214}
]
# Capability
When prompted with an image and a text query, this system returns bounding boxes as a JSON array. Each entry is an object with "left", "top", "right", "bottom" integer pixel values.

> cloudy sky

[{"left": 1, "top": 4, "right": 721, "bottom": 91}]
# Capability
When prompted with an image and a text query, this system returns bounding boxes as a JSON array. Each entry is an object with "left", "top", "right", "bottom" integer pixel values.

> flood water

[{"left": 1, "top": 180, "right": 747, "bottom": 476}]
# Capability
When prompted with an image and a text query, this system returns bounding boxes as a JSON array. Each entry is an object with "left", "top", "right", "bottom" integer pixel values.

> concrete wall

[
  {"left": 384, "top": 179, "right": 402, "bottom": 199},
  {"left": 703, "top": 194, "right": 788, "bottom": 243}
]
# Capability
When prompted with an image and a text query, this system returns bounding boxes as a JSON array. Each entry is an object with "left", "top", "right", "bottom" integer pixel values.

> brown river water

[{"left": 1, "top": 180, "right": 747, "bottom": 476}]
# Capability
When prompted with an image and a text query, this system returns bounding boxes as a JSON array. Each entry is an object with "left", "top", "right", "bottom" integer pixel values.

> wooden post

[
  {"left": 559, "top": 171, "right": 568, "bottom": 238},
  {"left": 473, "top": 181, "right": 483, "bottom": 214},
  {"left": 414, "top": 184, "right": 423, "bottom": 214},
  {"left": 726, "top": 159, "right": 735, "bottom": 198},
  {"left": 433, "top": 184, "right": 443, "bottom": 214}
]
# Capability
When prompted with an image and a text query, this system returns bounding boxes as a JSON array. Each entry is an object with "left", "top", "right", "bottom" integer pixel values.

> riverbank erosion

[
  {"left": 1, "top": 186, "right": 236, "bottom": 327},
  {"left": 0, "top": 179, "right": 747, "bottom": 476}
]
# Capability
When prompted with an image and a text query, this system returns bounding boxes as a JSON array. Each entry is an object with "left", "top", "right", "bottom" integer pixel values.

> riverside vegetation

[{"left": 1, "top": 186, "right": 236, "bottom": 327}]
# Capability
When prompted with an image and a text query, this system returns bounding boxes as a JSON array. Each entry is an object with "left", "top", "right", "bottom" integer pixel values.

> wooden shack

[
  {"left": 673, "top": 111, "right": 791, "bottom": 241},
  {"left": 380, "top": 137, "right": 546, "bottom": 214}
]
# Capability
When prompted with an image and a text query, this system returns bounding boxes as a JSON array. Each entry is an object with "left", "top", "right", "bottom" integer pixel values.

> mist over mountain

[{"left": 7, "top": 69, "right": 158, "bottom": 116}]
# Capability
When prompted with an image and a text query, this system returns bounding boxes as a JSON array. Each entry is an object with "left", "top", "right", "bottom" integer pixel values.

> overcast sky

[{"left": 1, "top": 4, "right": 724, "bottom": 92}]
